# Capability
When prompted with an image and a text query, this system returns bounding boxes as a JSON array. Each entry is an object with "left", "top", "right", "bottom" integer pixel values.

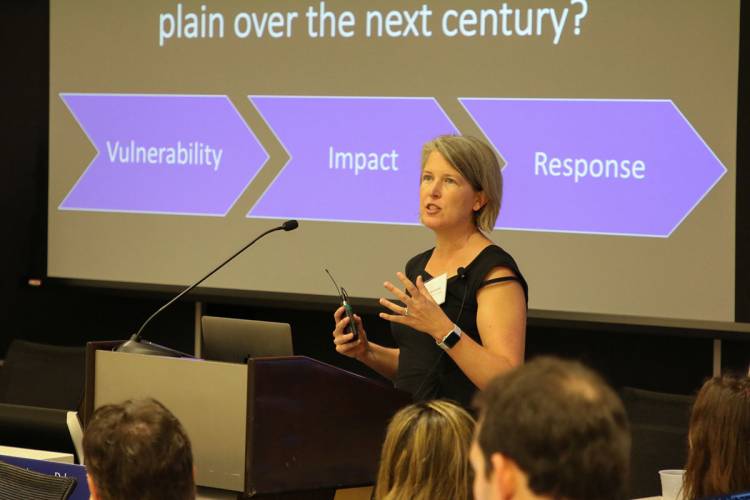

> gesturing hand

[{"left": 379, "top": 272, "right": 454, "bottom": 341}]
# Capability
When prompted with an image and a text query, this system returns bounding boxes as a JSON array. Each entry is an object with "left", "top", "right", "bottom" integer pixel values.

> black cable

[{"left": 412, "top": 268, "right": 469, "bottom": 401}]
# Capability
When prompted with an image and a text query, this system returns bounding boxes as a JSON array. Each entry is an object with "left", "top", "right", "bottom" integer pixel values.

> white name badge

[{"left": 425, "top": 273, "right": 447, "bottom": 305}]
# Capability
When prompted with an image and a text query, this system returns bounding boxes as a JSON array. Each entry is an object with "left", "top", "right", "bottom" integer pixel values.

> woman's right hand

[{"left": 332, "top": 306, "right": 369, "bottom": 361}]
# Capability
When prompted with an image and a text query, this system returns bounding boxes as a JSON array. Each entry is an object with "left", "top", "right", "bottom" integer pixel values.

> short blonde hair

[
  {"left": 422, "top": 135, "right": 503, "bottom": 232},
  {"left": 374, "top": 400, "right": 475, "bottom": 500}
]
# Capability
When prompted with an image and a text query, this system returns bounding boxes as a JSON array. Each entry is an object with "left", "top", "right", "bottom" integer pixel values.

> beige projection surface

[{"left": 49, "top": 1, "right": 739, "bottom": 323}]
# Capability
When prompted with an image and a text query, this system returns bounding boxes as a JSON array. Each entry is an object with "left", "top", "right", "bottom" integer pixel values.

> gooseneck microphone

[{"left": 116, "top": 220, "right": 299, "bottom": 357}]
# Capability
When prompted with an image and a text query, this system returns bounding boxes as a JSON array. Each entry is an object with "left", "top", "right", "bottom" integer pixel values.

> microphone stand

[{"left": 115, "top": 221, "right": 298, "bottom": 357}]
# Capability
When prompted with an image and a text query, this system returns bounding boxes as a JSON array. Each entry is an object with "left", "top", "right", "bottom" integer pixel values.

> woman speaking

[{"left": 332, "top": 135, "right": 528, "bottom": 407}]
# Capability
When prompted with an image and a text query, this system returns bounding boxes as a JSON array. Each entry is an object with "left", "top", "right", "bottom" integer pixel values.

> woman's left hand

[{"left": 379, "top": 272, "right": 454, "bottom": 341}]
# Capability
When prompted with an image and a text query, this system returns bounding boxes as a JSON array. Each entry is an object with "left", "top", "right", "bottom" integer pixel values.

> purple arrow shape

[
  {"left": 460, "top": 98, "right": 727, "bottom": 237},
  {"left": 59, "top": 94, "right": 268, "bottom": 216},
  {"left": 247, "top": 96, "right": 458, "bottom": 224}
]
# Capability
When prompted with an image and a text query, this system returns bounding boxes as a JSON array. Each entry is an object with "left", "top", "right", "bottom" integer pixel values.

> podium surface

[
  {"left": 88, "top": 349, "right": 410, "bottom": 496},
  {"left": 94, "top": 350, "right": 248, "bottom": 490}
]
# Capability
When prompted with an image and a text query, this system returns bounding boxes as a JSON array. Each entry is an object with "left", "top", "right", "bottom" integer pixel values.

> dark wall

[
  {"left": 1, "top": 2, "right": 748, "bottom": 398},
  {"left": 2, "top": 2, "right": 48, "bottom": 349},
  {"left": 736, "top": 0, "right": 750, "bottom": 323}
]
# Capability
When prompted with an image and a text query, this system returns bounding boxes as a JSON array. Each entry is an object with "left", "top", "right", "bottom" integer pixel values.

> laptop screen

[{"left": 201, "top": 316, "right": 293, "bottom": 363}]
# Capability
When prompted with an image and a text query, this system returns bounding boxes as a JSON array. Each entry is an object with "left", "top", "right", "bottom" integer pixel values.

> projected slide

[
  {"left": 49, "top": 0, "right": 740, "bottom": 323},
  {"left": 59, "top": 94, "right": 268, "bottom": 216},
  {"left": 247, "top": 96, "right": 458, "bottom": 224},
  {"left": 460, "top": 99, "right": 727, "bottom": 237},
  {"left": 58, "top": 94, "right": 726, "bottom": 237}
]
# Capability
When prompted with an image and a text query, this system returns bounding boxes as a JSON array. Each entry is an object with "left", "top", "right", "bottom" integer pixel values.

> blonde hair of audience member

[
  {"left": 374, "top": 400, "right": 475, "bottom": 500},
  {"left": 683, "top": 374, "right": 750, "bottom": 499}
]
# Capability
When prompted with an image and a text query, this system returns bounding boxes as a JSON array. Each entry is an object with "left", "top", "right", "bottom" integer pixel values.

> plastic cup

[{"left": 659, "top": 469, "right": 685, "bottom": 500}]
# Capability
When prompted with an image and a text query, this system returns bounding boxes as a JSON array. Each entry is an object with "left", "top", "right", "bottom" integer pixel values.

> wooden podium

[{"left": 84, "top": 344, "right": 410, "bottom": 498}]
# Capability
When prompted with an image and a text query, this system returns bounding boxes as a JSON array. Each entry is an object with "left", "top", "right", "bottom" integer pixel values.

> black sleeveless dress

[{"left": 391, "top": 245, "right": 528, "bottom": 408}]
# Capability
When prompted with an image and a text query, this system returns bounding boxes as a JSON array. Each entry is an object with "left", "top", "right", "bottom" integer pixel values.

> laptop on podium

[{"left": 201, "top": 316, "right": 293, "bottom": 364}]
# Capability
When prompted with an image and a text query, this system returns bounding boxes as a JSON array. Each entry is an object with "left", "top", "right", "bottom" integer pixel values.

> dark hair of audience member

[
  {"left": 683, "top": 374, "right": 750, "bottom": 499},
  {"left": 374, "top": 400, "right": 475, "bottom": 500},
  {"left": 474, "top": 356, "right": 631, "bottom": 500},
  {"left": 83, "top": 398, "right": 195, "bottom": 500}
]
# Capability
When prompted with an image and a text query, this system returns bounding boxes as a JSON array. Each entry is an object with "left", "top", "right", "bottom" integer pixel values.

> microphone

[
  {"left": 116, "top": 220, "right": 299, "bottom": 357},
  {"left": 282, "top": 220, "right": 298, "bottom": 231},
  {"left": 457, "top": 267, "right": 467, "bottom": 280}
]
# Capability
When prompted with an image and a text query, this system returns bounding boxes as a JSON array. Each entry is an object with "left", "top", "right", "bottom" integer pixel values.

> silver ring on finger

[{"left": 403, "top": 307, "right": 409, "bottom": 317}]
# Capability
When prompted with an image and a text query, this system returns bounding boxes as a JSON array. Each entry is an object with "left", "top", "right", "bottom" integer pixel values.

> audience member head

[
  {"left": 83, "top": 398, "right": 195, "bottom": 500},
  {"left": 472, "top": 356, "right": 630, "bottom": 500},
  {"left": 375, "top": 399, "right": 475, "bottom": 500},
  {"left": 683, "top": 374, "right": 750, "bottom": 499}
]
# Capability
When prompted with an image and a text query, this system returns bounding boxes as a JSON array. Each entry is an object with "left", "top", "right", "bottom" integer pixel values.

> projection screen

[{"left": 48, "top": 0, "right": 740, "bottom": 324}]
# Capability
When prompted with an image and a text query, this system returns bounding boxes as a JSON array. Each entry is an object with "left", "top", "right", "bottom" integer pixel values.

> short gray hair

[{"left": 421, "top": 135, "right": 502, "bottom": 232}]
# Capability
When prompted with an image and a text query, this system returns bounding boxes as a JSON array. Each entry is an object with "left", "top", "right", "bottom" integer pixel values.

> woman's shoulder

[
  {"left": 470, "top": 244, "right": 528, "bottom": 301},
  {"left": 470, "top": 244, "right": 521, "bottom": 271}
]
